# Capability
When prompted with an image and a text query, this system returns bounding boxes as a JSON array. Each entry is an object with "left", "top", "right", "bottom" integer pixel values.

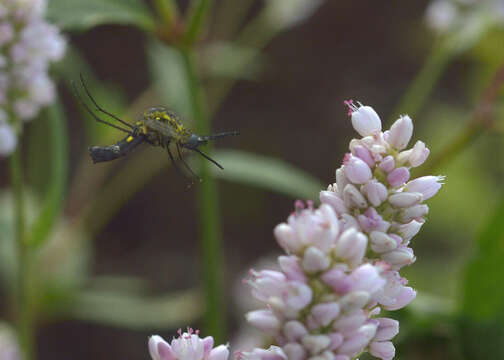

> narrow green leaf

[
  {"left": 207, "top": 150, "right": 324, "bottom": 200},
  {"left": 47, "top": 0, "right": 156, "bottom": 31},
  {"left": 184, "top": 0, "right": 211, "bottom": 45},
  {"left": 67, "top": 288, "right": 203, "bottom": 330},
  {"left": 457, "top": 196, "right": 504, "bottom": 359},
  {"left": 147, "top": 40, "right": 192, "bottom": 117}
]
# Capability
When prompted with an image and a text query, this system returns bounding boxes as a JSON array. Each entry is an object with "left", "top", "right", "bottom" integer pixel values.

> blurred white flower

[
  {"left": 0, "top": 0, "right": 66, "bottom": 154},
  {"left": 0, "top": 323, "right": 20, "bottom": 360},
  {"left": 264, "top": 0, "right": 324, "bottom": 30},
  {"left": 425, "top": 0, "right": 504, "bottom": 34}
]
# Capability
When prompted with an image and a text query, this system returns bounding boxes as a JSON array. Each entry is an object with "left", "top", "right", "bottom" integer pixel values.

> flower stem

[
  {"left": 9, "top": 143, "right": 34, "bottom": 360},
  {"left": 420, "top": 64, "right": 504, "bottom": 175},
  {"left": 181, "top": 48, "right": 226, "bottom": 343},
  {"left": 390, "top": 39, "right": 453, "bottom": 122}
]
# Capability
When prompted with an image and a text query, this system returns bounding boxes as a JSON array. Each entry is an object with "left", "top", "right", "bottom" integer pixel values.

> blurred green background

[{"left": 1, "top": 0, "right": 504, "bottom": 359}]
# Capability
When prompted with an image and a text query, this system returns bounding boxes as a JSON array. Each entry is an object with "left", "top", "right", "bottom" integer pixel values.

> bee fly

[{"left": 72, "top": 75, "right": 239, "bottom": 181}]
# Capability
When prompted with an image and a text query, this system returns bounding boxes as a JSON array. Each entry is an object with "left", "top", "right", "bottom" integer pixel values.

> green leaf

[
  {"left": 47, "top": 0, "right": 156, "bottom": 31},
  {"left": 457, "top": 196, "right": 504, "bottom": 359},
  {"left": 66, "top": 288, "right": 203, "bottom": 330},
  {"left": 208, "top": 150, "right": 324, "bottom": 200},
  {"left": 200, "top": 43, "right": 263, "bottom": 80},
  {"left": 148, "top": 40, "right": 192, "bottom": 117}
]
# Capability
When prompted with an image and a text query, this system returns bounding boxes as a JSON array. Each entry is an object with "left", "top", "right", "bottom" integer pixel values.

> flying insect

[{"left": 72, "top": 75, "right": 239, "bottom": 180}]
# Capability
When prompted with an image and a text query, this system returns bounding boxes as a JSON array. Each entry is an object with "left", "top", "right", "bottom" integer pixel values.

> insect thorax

[{"left": 141, "top": 106, "right": 192, "bottom": 143}]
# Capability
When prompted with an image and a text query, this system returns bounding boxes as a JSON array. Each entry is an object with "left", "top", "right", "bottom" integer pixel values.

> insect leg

[
  {"left": 192, "top": 148, "right": 224, "bottom": 170},
  {"left": 176, "top": 143, "right": 201, "bottom": 182},
  {"left": 166, "top": 146, "right": 187, "bottom": 178},
  {"left": 79, "top": 74, "right": 134, "bottom": 129},
  {"left": 71, "top": 80, "right": 131, "bottom": 133}
]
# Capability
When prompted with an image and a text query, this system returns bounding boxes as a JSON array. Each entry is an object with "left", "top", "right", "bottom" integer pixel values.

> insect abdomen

[{"left": 88, "top": 134, "right": 145, "bottom": 163}]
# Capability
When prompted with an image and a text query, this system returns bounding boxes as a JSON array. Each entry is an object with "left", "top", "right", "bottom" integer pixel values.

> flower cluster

[
  {"left": 242, "top": 102, "right": 443, "bottom": 360},
  {"left": 0, "top": 0, "right": 65, "bottom": 155},
  {"left": 149, "top": 328, "right": 230, "bottom": 360},
  {"left": 425, "top": 0, "right": 504, "bottom": 34}
]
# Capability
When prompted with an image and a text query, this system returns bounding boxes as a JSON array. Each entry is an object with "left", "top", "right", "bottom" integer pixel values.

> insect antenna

[
  {"left": 71, "top": 80, "right": 131, "bottom": 133},
  {"left": 200, "top": 131, "right": 240, "bottom": 142},
  {"left": 176, "top": 143, "right": 202, "bottom": 182},
  {"left": 192, "top": 148, "right": 224, "bottom": 170},
  {"left": 79, "top": 74, "right": 134, "bottom": 130}
]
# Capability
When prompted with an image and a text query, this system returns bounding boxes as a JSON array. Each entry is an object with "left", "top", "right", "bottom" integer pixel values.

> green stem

[
  {"left": 184, "top": 0, "right": 212, "bottom": 45},
  {"left": 28, "top": 102, "right": 68, "bottom": 248},
  {"left": 153, "top": 0, "right": 179, "bottom": 28},
  {"left": 181, "top": 48, "right": 225, "bottom": 343},
  {"left": 9, "top": 143, "right": 34, "bottom": 360},
  {"left": 390, "top": 39, "right": 454, "bottom": 122}
]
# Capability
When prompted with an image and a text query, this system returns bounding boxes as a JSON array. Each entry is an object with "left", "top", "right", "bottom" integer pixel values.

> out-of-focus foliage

[
  {"left": 47, "top": 0, "right": 155, "bottom": 31},
  {"left": 457, "top": 198, "right": 504, "bottom": 359}
]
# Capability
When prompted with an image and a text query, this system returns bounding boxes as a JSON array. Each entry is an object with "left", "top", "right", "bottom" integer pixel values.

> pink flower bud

[
  {"left": 302, "top": 246, "right": 331, "bottom": 272},
  {"left": 283, "top": 343, "right": 306, "bottom": 360},
  {"left": 406, "top": 175, "right": 444, "bottom": 200},
  {"left": 379, "top": 156, "right": 395, "bottom": 172},
  {"left": 339, "top": 291, "right": 370, "bottom": 311},
  {"left": 387, "top": 115, "right": 413, "bottom": 150},
  {"left": 388, "top": 192, "right": 423, "bottom": 208},
  {"left": 336, "top": 168, "right": 349, "bottom": 193},
  {"left": 374, "top": 318, "right": 399, "bottom": 341},
  {"left": 363, "top": 180, "right": 388, "bottom": 207},
  {"left": 321, "top": 267, "right": 352, "bottom": 294},
  {"left": 348, "top": 102, "right": 382, "bottom": 137},
  {"left": 333, "top": 356, "right": 350, "bottom": 360},
  {"left": 328, "top": 332, "right": 344, "bottom": 350},
  {"left": 334, "top": 228, "right": 367, "bottom": 267},
  {"left": 283, "top": 321, "right": 308, "bottom": 342},
  {"left": 396, "top": 220, "right": 423, "bottom": 242},
  {"left": 209, "top": 345, "right": 230, "bottom": 360},
  {"left": 387, "top": 167, "right": 410, "bottom": 187},
  {"left": 370, "top": 231, "right": 397, "bottom": 253},
  {"left": 311, "top": 302, "right": 341, "bottom": 327},
  {"left": 274, "top": 223, "right": 300, "bottom": 253},
  {"left": 301, "top": 334, "right": 331, "bottom": 355},
  {"left": 358, "top": 207, "right": 389, "bottom": 232},
  {"left": 343, "top": 154, "right": 372, "bottom": 184},
  {"left": 409, "top": 140, "right": 430, "bottom": 167},
  {"left": 284, "top": 282, "right": 313, "bottom": 310},
  {"left": 246, "top": 310, "right": 281, "bottom": 334},
  {"left": 337, "top": 323, "right": 377, "bottom": 356},
  {"left": 320, "top": 191, "right": 348, "bottom": 215},
  {"left": 343, "top": 184, "right": 368, "bottom": 209},
  {"left": 333, "top": 310, "right": 367, "bottom": 333},
  {"left": 278, "top": 256, "right": 306, "bottom": 282},
  {"left": 370, "top": 341, "right": 395, "bottom": 360},
  {"left": 381, "top": 247, "right": 415, "bottom": 267},
  {"left": 149, "top": 336, "right": 173, "bottom": 360},
  {"left": 238, "top": 346, "right": 287, "bottom": 360},
  {"left": 400, "top": 204, "right": 429, "bottom": 222},
  {"left": 350, "top": 264, "right": 386, "bottom": 295},
  {"left": 249, "top": 269, "right": 286, "bottom": 302},
  {"left": 385, "top": 286, "right": 416, "bottom": 310},
  {"left": 352, "top": 145, "right": 375, "bottom": 167}
]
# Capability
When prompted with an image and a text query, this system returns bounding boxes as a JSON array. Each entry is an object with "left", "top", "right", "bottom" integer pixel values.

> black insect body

[{"left": 73, "top": 76, "right": 239, "bottom": 180}]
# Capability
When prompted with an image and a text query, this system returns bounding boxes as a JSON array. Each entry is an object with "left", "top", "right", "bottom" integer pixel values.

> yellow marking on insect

[{"left": 126, "top": 136, "right": 134, "bottom": 143}]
